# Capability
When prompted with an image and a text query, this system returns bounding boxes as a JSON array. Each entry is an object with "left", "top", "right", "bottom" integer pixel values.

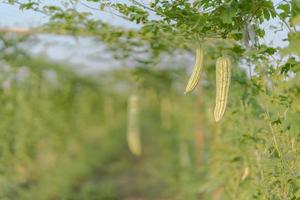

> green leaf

[
  {"left": 220, "top": 6, "right": 235, "bottom": 24},
  {"left": 292, "top": 15, "right": 300, "bottom": 25},
  {"left": 278, "top": 4, "right": 290, "bottom": 14}
]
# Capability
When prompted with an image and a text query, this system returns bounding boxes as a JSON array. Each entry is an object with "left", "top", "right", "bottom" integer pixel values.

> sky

[
  {"left": 0, "top": 1, "right": 119, "bottom": 73},
  {"left": 0, "top": 0, "right": 143, "bottom": 74},
  {"left": 0, "top": 0, "right": 290, "bottom": 73},
  {"left": 0, "top": 0, "right": 140, "bottom": 28},
  {"left": 0, "top": 3, "right": 45, "bottom": 26}
]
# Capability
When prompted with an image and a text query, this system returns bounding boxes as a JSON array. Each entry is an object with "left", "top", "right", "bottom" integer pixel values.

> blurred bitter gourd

[
  {"left": 184, "top": 47, "right": 204, "bottom": 94},
  {"left": 214, "top": 57, "right": 231, "bottom": 122},
  {"left": 127, "top": 95, "right": 142, "bottom": 156}
]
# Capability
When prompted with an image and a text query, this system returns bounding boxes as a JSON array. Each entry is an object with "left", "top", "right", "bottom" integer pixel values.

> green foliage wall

[{"left": 1, "top": 0, "right": 300, "bottom": 199}]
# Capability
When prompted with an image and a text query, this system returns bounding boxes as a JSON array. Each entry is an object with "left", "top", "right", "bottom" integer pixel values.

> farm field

[{"left": 0, "top": 0, "right": 300, "bottom": 199}]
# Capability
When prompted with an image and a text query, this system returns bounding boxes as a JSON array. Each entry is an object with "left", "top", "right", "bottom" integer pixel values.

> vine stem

[
  {"left": 269, "top": 121, "right": 282, "bottom": 158},
  {"left": 265, "top": 110, "right": 282, "bottom": 158}
]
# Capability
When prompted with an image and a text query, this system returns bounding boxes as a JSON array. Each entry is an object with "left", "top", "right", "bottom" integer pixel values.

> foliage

[{"left": 1, "top": 0, "right": 300, "bottom": 199}]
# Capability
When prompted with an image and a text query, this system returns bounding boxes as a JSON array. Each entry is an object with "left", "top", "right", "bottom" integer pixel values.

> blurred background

[
  {"left": 0, "top": 1, "right": 299, "bottom": 200},
  {"left": 0, "top": 2, "right": 208, "bottom": 199}
]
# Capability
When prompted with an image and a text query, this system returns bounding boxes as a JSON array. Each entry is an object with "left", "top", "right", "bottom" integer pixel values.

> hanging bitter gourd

[
  {"left": 214, "top": 56, "right": 231, "bottom": 122},
  {"left": 184, "top": 47, "right": 204, "bottom": 94},
  {"left": 127, "top": 95, "right": 142, "bottom": 156}
]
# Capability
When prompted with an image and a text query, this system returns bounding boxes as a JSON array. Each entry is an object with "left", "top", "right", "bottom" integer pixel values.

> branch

[
  {"left": 0, "top": 27, "right": 33, "bottom": 34},
  {"left": 0, "top": 27, "right": 90, "bottom": 37}
]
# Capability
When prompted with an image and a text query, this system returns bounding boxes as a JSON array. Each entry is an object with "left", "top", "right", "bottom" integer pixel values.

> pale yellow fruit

[
  {"left": 127, "top": 95, "right": 142, "bottom": 156},
  {"left": 241, "top": 167, "right": 250, "bottom": 181},
  {"left": 214, "top": 57, "right": 231, "bottom": 122},
  {"left": 184, "top": 47, "right": 204, "bottom": 94}
]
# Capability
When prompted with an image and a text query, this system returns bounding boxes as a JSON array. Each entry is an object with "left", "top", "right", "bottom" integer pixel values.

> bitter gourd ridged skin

[
  {"left": 184, "top": 48, "right": 204, "bottom": 94},
  {"left": 127, "top": 95, "right": 142, "bottom": 156},
  {"left": 214, "top": 57, "right": 231, "bottom": 122}
]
